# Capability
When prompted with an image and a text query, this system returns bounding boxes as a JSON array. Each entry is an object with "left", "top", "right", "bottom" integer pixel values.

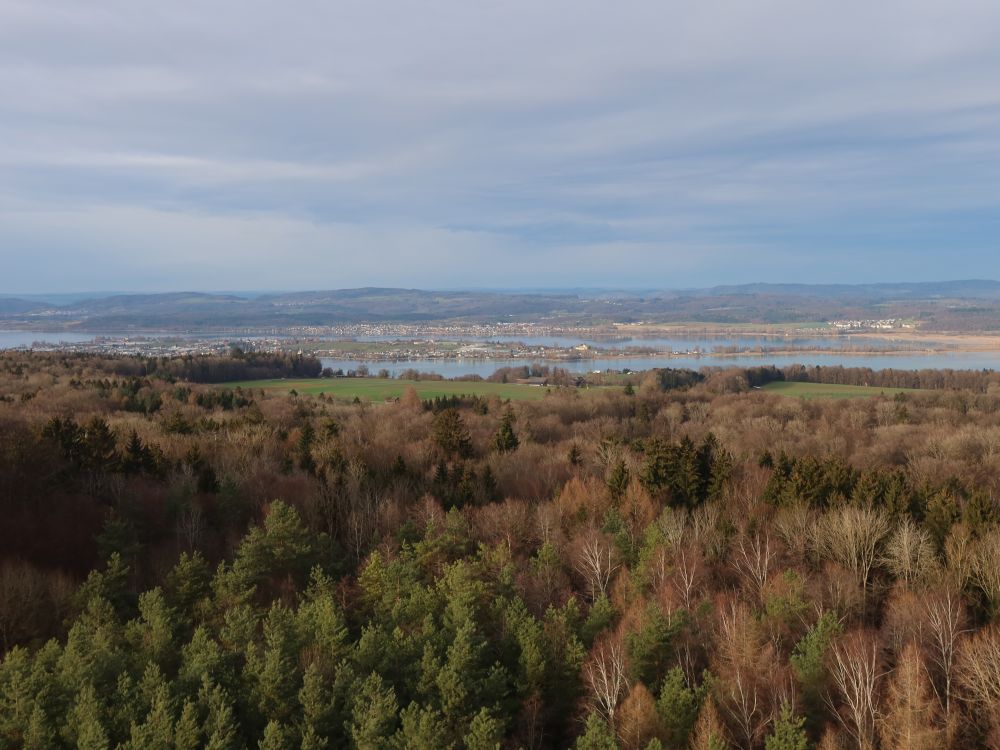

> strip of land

[{"left": 760, "top": 381, "right": 924, "bottom": 399}]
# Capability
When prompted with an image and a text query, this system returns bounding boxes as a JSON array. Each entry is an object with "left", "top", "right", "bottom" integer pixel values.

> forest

[{"left": 2, "top": 351, "right": 1000, "bottom": 749}]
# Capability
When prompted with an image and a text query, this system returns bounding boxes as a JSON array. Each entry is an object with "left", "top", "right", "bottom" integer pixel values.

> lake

[
  {"left": 321, "top": 350, "right": 1000, "bottom": 378},
  {"left": 4, "top": 330, "right": 998, "bottom": 375}
]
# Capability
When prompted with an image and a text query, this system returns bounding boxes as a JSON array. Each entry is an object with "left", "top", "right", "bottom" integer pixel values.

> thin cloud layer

[{"left": 1, "top": 0, "right": 999, "bottom": 292}]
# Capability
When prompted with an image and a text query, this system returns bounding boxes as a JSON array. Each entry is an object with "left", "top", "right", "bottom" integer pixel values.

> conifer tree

[
  {"left": 174, "top": 700, "right": 201, "bottom": 750},
  {"left": 765, "top": 702, "right": 809, "bottom": 750},
  {"left": 463, "top": 708, "right": 504, "bottom": 750},
  {"left": 200, "top": 680, "right": 241, "bottom": 750},
  {"left": 433, "top": 409, "right": 473, "bottom": 458},
  {"left": 656, "top": 666, "right": 704, "bottom": 748},
  {"left": 23, "top": 704, "right": 57, "bottom": 750},
  {"left": 393, "top": 702, "right": 453, "bottom": 750},
  {"left": 348, "top": 673, "right": 399, "bottom": 749},
  {"left": 574, "top": 712, "right": 618, "bottom": 750},
  {"left": 67, "top": 685, "right": 111, "bottom": 750},
  {"left": 607, "top": 461, "right": 630, "bottom": 502},
  {"left": 299, "top": 663, "right": 336, "bottom": 741},
  {"left": 259, "top": 720, "right": 292, "bottom": 750},
  {"left": 491, "top": 408, "right": 519, "bottom": 454}
]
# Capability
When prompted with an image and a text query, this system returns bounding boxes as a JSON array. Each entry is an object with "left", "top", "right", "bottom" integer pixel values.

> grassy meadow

[{"left": 226, "top": 377, "right": 563, "bottom": 401}]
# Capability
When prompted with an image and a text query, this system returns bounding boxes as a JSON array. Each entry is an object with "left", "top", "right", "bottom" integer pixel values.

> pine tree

[
  {"left": 790, "top": 613, "right": 840, "bottom": 731},
  {"left": 300, "top": 726, "right": 329, "bottom": 750},
  {"left": 174, "top": 700, "right": 201, "bottom": 750},
  {"left": 463, "top": 708, "right": 504, "bottom": 750},
  {"left": 67, "top": 685, "right": 111, "bottom": 750},
  {"left": 656, "top": 666, "right": 703, "bottom": 748},
  {"left": 23, "top": 704, "right": 57, "bottom": 750},
  {"left": 582, "top": 595, "right": 616, "bottom": 647},
  {"left": 128, "top": 683, "right": 175, "bottom": 750},
  {"left": 626, "top": 602, "right": 682, "bottom": 686},
  {"left": 127, "top": 588, "right": 179, "bottom": 671},
  {"left": 765, "top": 702, "right": 808, "bottom": 750},
  {"left": 165, "top": 551, "right": 212, "bottom": 620},
  {"left": 259, "top": 720, "right": 292, "bottom": 750},
  {"left": 200, "top": 680, "right": 241, "bottom": 750},
  {"left": 248, "top": 603, "right": 301, "bottom": 722},
  {"left": 348, "top": 673, "right": 399, "bottom": 749},
  {"left": 574, "top": 712, "right": 618, "bottom": 750},
  {"left": 392, "top": 703, "right": 453, "bottom": 750},
  {"left": 298, "top": 663, "right": 336, "bottom": 741}
]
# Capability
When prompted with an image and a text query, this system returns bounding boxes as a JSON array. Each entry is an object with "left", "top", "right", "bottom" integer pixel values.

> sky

[{"left": 1, "top": 0, "right": 999, "bottom": 294}]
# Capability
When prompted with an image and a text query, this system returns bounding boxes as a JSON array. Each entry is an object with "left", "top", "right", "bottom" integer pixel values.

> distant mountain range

[
  {"left": 3, "top": 281, "right": 1000, "bottom": 331},
  {"left": 698, "top": 280, "right": 1000, "bottom": 299}
]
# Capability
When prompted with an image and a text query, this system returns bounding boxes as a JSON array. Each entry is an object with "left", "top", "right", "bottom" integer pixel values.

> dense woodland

[{"left": 2, "top": 352, "right": 1000, "bottom": 749}]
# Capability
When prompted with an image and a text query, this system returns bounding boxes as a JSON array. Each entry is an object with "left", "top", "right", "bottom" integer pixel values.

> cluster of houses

[{"left": 828, "top": 318, "right": 912, "bottom": 331}]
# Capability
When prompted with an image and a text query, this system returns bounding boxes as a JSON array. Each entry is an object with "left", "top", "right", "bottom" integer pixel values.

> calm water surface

[
  {"left": 321, "top": 350, "right": 1000, "bottom": 378},
  {"left": 4, "top": 330, "right": 997, "bottom": 375}
]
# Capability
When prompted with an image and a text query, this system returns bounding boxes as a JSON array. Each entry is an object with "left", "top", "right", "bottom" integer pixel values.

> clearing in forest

[{"left": 226, "top": 377, "right": 564, "bottom": 401}]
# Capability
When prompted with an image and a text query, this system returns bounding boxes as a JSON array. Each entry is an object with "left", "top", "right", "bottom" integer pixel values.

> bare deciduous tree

[
  {"left": 176, "top": 501, "right": 205, "bottom": 551},
  {"left": 923, "top": 587, "right": 967, "bottom": 718},
  {"left": 972, "top": 534, "right": 1000, "bottom": 613},
  {"left": 345, "top": 490, "right": 380, "bottom": 563},
  {"left": 814, "top": 506, "right": 890, "bottom": 607},
  {"left": 828, "top": 632, "right": 885, "bottom": 750},
  {"left": 672, "top": 545, "right": 704, "bottom": 611},
  {"left": 586, "top": 636, "right": 629, "bottom": 723},
  {"left": 882, "top": 519, "right": 938, "bottom": 588},
  {"left": 575, "top": 530, "right": 619, "bottom": 601},
  {"left": 956, "top": 626, "right": 1000, "bottom": 734},
  {"left": 731, "top": 532, "right": 775, "bottom": 603},
  {"left": 943, "top": 523, "right": 976, "bottom": 589},
  {"left": 724, "top": 669, "right": 765, "bottom": 750},
  {"left": 774, "top": 503, "right": 816, "bottom": 565}
]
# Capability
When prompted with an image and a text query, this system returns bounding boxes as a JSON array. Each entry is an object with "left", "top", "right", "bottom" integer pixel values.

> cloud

[{"left": 1, "top": 0, "right": 999, "bottom": 291}]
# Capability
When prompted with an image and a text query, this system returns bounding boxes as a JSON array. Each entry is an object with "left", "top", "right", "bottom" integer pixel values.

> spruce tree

[
  {"left": 491, "top": 408, "right": 519, "bottom": 454},
  {"left": 433, "top": 409, "right": 473, "bottom": 458},
  {"left": 607, "top": 460, "right": 629, "bottom": 502}
]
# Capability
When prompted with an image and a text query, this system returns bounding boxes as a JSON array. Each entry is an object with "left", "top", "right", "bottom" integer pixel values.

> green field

[
  {"left": 760, "top": 381, "right": 921, "bottom": 400},
  {"left": 226, "top": 377, "right": 562, "bottom": 401}
]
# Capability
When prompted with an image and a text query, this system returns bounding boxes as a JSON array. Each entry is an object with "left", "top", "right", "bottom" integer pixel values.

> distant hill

[
  {"left": 702, "top": 280, "right": 1000, "bottom": 300},
  {"left": 5, "top": 281, "right": 1000, "bottom": 331},
  {"left": 0, "top": 298, "right": 54, "bottom": 314}
]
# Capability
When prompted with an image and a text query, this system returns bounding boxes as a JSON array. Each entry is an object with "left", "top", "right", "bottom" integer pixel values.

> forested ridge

[{"left": 2, "top": 353, "right": 1000, "bottom": 749}]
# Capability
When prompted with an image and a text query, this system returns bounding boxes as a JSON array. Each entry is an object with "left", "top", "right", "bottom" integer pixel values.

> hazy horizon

[{"left": 6, "top": 278, "right": 1000, "bottom": 301}]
